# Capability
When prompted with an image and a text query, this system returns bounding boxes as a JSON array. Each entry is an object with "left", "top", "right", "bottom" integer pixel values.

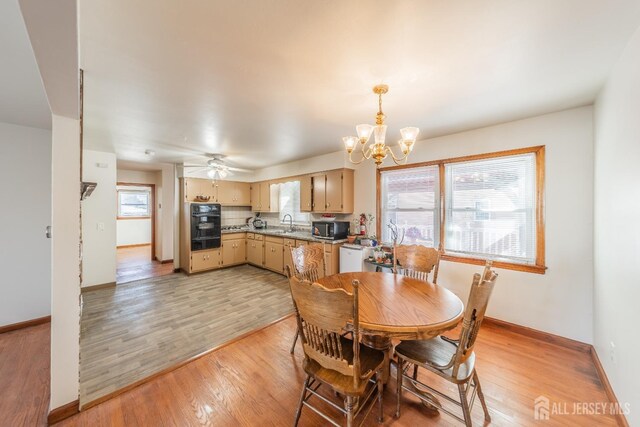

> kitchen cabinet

[
  {"left": 324, "top": 243, "right": 341, "bottom": 275},
  {"left": 283, "top": 238, "right": 296, "bottom": 277},
  {"left": 264, "top": 236, "right": 284, "bottom": 273},
  {"left": 184, "top": 178, "right": 215, "bottom": 202},
  {"left": 311, "top": 169, "right": 354, "bottom": 213},
  {"left": 222, "top": 233, "right": 246, "bottom": 266},
  {"left": 300, "top": 176, "right": 313, "bottom": 212},
  {"left": 251, "top": 181, "right": 278, "bottom": 212},
  {"left": 247, "top": 235, "right": 264, "bottom": 266},
  {"left": 182, "top": 178, "right": 250, "bottom": 206},
  {"left": 190, "top": 249, "right": 221, "bottom": 273},
  {"left": 217, "top": 181, "right": 251, "bottom": 206}
]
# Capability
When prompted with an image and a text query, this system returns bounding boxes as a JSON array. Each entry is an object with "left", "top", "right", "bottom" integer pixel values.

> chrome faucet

[{"left": 282, "top": 214, "right": 294, "bottom": 232}]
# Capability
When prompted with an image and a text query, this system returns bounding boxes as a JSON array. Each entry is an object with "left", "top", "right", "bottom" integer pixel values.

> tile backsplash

[
  {"left": 221, "top": 206, "right": 253, "bottom": 226},
  {"left": 221, "top": 206, "right": 356, "bottom": 232}
]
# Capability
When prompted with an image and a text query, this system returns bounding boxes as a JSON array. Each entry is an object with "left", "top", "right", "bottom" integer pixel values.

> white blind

[
  {"left": 444, "top": 153, "right": 536, "bottom": 264},
  {"left": 279, "top": 181, "right": 310, "bottom": 224},
  {"left": 380, "top": 166, "right": 439, "bottom": 246}
]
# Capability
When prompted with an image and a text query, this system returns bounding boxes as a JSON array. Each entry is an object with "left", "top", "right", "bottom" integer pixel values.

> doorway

[{"left": 115, "top": 182, "right": 171, "bottom": 283}]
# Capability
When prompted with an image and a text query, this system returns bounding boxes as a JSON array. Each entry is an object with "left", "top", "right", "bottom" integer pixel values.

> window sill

[
  {"left": 117, "top": 216, "right": 151, "bottom": 220},
  {"left": 440, "top": 253, "right": 547, "bottom": 274}
]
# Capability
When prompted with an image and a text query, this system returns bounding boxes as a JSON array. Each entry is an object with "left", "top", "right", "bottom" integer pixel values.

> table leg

[{"left": 361, "top": 335, "right": 392, "bottom": 384}]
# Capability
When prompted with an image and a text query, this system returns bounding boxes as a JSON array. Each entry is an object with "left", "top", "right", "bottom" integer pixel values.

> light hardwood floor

[
  {"left": 2, "top": 316, "right": 621, "bottom": 426},
  {"left": 116, "top": 245, "right": 174, "bottom": 284},
  {"left": 80, "top": 265, "right": 293, "bottom": 406}
]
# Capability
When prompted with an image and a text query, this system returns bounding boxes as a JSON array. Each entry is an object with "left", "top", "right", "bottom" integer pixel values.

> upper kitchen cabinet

[
  {"left": 300, "top": 175, "right": 312, "bottom": 212},
  {"left": 312, "top": 169, "right": 354, "bottom": 213},
  {"left": 183, "top": 178, "right": 215, "bottom": 202},
  {"left": 216, "top": 181, "right": 251, "bottom": 206},
  {"left": 251, "top": 181, "right": 278, "bottom": 212},
  {"left": 182, "top": 178, "right": 251, "bottom": 206}
]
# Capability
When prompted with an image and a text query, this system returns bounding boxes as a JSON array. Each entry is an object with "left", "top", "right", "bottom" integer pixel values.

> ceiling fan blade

[
  {"left": 185, "top": 167, "right": 209, "bottom": 174},
  {"left": 227, "top": 166, "right": 251, "bottom": 173}
]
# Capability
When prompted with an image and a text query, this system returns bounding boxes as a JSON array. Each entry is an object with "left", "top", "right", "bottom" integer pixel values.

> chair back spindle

[
  {"left": 394, "top": 244, "right": 442, "bottom": 284},
  {"left": 288, "top": 275, "right": 363, "bottom": 389}
]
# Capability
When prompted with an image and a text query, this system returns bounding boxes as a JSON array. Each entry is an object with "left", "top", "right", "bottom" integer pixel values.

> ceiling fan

[{"left": 183, "top": 154, "right": 249, "bottom": 181}]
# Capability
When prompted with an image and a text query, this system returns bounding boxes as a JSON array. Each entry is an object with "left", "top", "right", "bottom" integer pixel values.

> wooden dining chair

[
  {"left": 287, "top": 272, "right": 385, "bottom": 427},
  {"left": 287, "top": 244, "right": 326, "bottom": 354},
  {"left": 394, "top": 264, "right": 498, "bottom": 426},
  {"left": 393, "top": 244, "right": 442, "bottom": 284}
]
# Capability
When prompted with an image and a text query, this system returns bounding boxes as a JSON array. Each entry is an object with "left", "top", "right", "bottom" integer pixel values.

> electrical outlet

[{"left": 97, "top": 222, "right": 105, "bottom": 231}]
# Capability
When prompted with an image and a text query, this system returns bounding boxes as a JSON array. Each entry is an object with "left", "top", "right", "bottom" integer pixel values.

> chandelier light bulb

[
  {"left": 343, "top": 136, "right": 358, "bottom": 153},
  {"left": 356, "top": 124, "right": 373, "bottom": 144}
]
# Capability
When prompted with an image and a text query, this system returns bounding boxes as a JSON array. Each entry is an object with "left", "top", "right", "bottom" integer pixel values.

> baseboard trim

[
  {"left": 0, "top": 315, "right": 51, "bottom": 334},
  {"left": 116, "top": 243, "right": 151, "bottom": 249},
  {"left": 483, "top": 317, "right": 591, "bottom": 353},
  {"left": 48, "top": 399, "right": 79, "bottom": 425},
  {"left": 160, "top": 259, "right": 174, "bottom": 264},
  {"left": 80, "top": 312, "right": 295, "bottom": 411},
  {"left": 590, "top": 347, "right": 630, "bottom": 427},
  {"left": 81, "top": 282, "right": 116, "bottom": 293}
]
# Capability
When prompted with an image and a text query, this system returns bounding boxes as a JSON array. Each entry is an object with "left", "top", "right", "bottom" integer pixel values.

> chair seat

[
  {"left": 395, "top": 337, "right": 475, "bottom": 384},
  {"left": 303, "top": 336, "right": 385, "bottom": 396}
]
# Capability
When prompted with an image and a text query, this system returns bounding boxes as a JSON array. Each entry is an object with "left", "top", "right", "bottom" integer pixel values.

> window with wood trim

[
  {"left": 377, "top": 146, "right": 546, "bottom": 273},
  {"left": 118, "top": 190, "right": 151, "bottom": 218}
]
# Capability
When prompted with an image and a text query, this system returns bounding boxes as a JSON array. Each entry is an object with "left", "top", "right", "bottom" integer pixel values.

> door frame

[{"left": 116, "top": 182, "right": 156, "bottom": 261}]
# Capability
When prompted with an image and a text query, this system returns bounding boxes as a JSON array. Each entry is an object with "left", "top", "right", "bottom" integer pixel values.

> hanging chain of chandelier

[{"left": 343, "top": 84, "right": 419, "bottom": 166}]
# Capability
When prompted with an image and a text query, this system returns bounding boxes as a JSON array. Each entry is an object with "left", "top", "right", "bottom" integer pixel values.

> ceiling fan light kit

[{"left": 343, "top": 84, "right": 419, "bottom": 167}]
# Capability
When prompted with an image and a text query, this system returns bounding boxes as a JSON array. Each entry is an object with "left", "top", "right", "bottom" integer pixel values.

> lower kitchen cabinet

[
  {"left": 222, "top": 238, "right": 246, "bottom": 266},
  {"left": 247, "top": 236, "right": 264, "bottom": 266},
  {"left": 190, "top": 249, "right": 221, "bottom": 273},
  {"left": 264, "top": 237, "right": 284, "bottom": 274},
  {"left": 222, "top": 233, "right": 247, "bottom": 267}
]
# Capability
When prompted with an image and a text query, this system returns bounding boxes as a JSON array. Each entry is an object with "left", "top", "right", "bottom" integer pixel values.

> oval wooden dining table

[{"left": 316, "top": 271, "right": 464, "bottom": 383}]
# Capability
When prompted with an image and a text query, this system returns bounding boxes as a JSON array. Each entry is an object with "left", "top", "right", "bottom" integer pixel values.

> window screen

[
  {"left": 380, "top": 166, "right": 439, "bottom": 246},
  {"left": 444, "top": 153, "right": 536, "bottom": 264}
]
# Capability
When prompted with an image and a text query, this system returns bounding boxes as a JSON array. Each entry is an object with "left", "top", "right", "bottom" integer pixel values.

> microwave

[{"left": 312, "top": 221, "right": 350, "bottom": 240}]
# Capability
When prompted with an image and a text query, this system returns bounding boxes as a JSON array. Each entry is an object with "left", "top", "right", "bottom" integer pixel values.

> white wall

[
  {"left": 594, "top": 25, "right": 640, "bottom": 424},
  {"left": 0, "top": 122, "right": 51, "bottom": 326},
  {"left": 82, "top": 150, "right": 117, "bottom": 287},
  {"left": 117, "top": 219, "right": 151, "bottom": 246},
  {"left": 50, "top": 114, "right": 80, "bottom": 409},
  {"left": 252, "top": 151, "right": 349, "bottom": 182},
  {"left": 261, "top": 107, "right": 594, "bottom": 343}
]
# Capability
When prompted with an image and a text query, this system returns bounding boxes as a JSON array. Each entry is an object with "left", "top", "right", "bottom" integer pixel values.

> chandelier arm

[
  {"left": 347, "top": 151, "right": 367, "bottom": 165},
  {"left": 386, "top": 146, "right": 410, "bottom": 165}
]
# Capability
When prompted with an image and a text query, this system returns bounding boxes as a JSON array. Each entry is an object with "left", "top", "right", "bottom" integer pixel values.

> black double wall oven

[{"left": 191, "top": 203, "right": 221, "bottom": 251}]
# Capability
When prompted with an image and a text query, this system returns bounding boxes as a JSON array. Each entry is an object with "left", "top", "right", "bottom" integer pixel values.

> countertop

[{"left": 221, "top": 227, "right": 348, "bottom": 245}]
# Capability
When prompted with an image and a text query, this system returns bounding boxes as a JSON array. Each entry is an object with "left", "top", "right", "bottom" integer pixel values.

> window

[
  {"left": 278, "top": 181, "right": 310, "bottom": 224},
  {"left": 380, "top": 166, "right": 439, "bottom": 247},
  {"left": 377, "top": 146, "right": 545, "bottom": 273},
  {"left": 445, "top": 153, "right": 536, "bottom": 265},
  {"left": 118, "top": 190, "right": 151, "bottom": 218}
]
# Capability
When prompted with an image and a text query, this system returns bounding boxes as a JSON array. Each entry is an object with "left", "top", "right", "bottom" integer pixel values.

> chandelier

[{"left": 343, "top": 84, "right": 419, "bottom": 166}]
